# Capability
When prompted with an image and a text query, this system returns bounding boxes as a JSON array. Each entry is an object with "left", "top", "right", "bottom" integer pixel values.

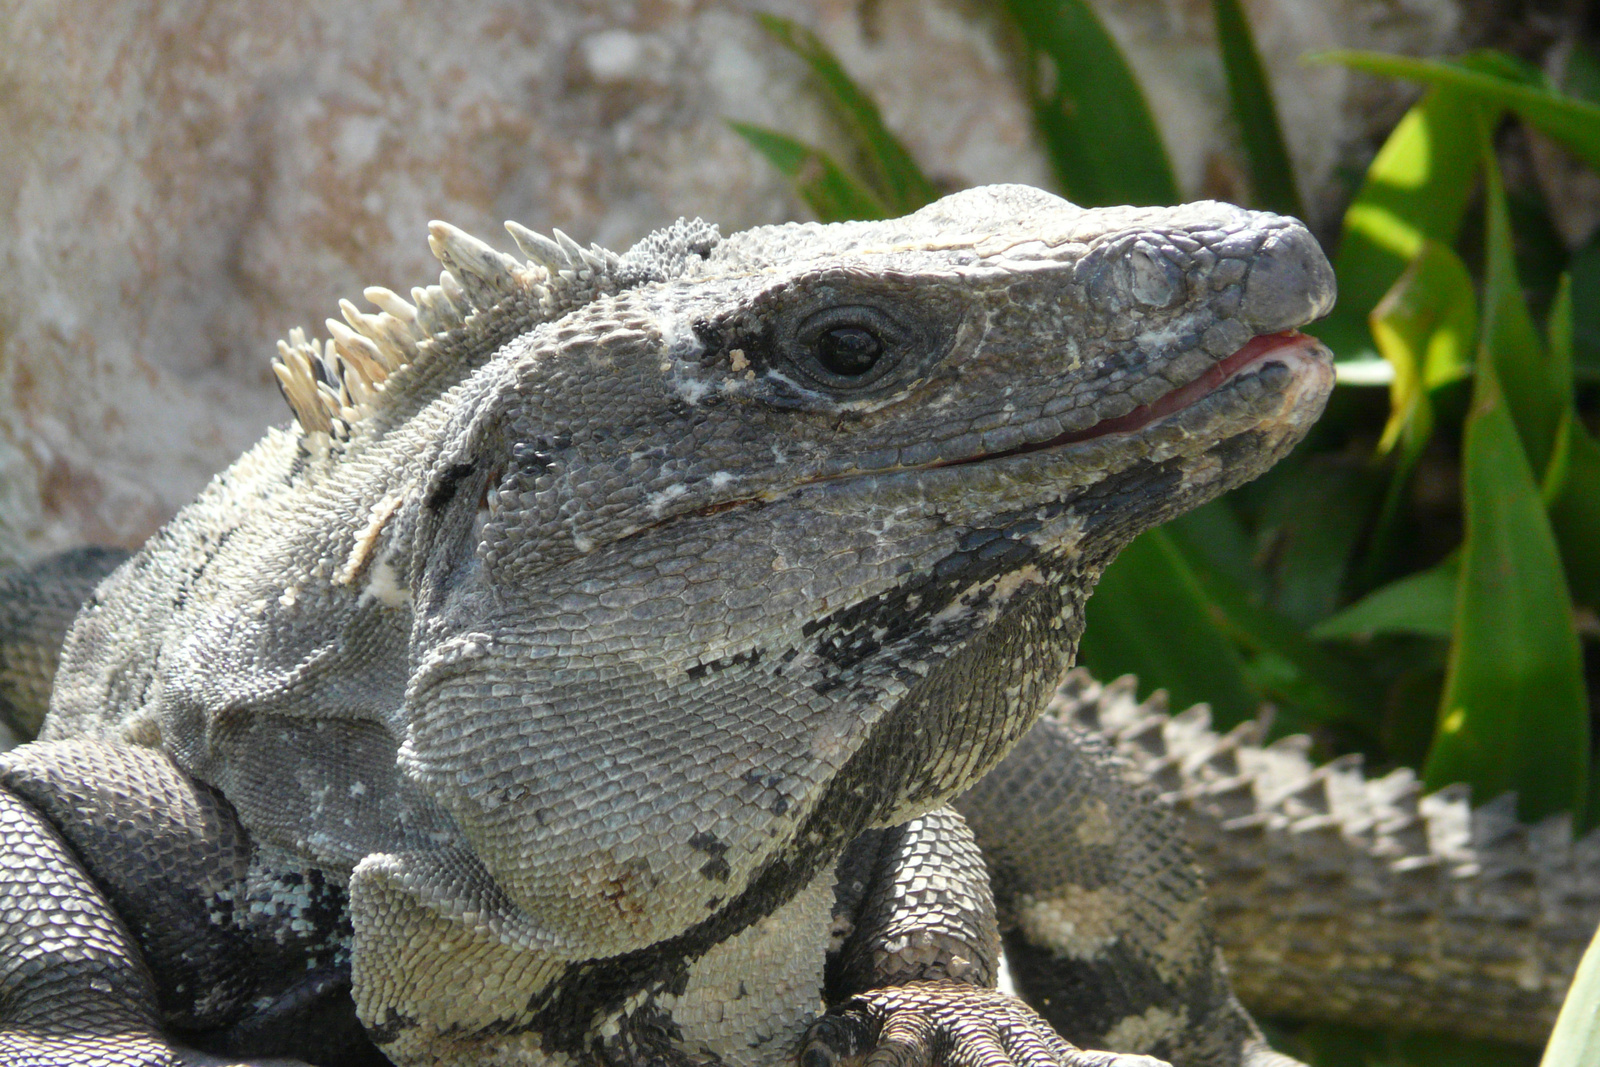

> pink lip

[
  {"left": 1048, "top": 329, "right": 1313, "bottom": 445},
  {"left": 935, "top": 330, "right": 1317, "bottom": 471}
]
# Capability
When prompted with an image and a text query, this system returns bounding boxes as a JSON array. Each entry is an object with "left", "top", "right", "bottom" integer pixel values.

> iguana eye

[
  {"left": 793, "top": 306, "right": 903, "bottom": 388},
  {"left": 816, "top": 326, "right": 883, "bottom": 376}
]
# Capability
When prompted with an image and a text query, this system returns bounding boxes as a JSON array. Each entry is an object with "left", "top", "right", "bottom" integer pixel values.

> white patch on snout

[
  {"left": 659, "top": 313, "right": 704, "bottom": 362},
  {"left": 1131, "top": 310, "right": 1204, "bottom": 353},
  {"left": 670, "top": 371, "right": 714, "bottom": 405},
  {"left": 647, "top": 483, "right": 689, "bottom": 517},
  {"left": 764, "top": 368, "right": 825, "bottom": 401}
]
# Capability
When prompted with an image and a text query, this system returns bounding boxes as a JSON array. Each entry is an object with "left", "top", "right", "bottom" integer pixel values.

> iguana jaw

[
  {"left": 934, "top": 328, "right": 1331, "bottom": 468},
  {"left": 638, "top": 327, "right": 1331, "bottom": 539},
  {"left": 1049, "top": 328, "right": 1327, "bottom": 443}
]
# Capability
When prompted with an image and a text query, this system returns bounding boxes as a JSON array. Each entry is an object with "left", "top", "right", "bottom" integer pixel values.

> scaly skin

[
  {"left": 4, "top": 567, "right": 1593, "bottom": 1052},
  {"left": 1034, "top": 671, "right": 1600, "bottom": 1045},
  {"left": 1, "top": 185, "right": 1335, "bottom": 1066}
]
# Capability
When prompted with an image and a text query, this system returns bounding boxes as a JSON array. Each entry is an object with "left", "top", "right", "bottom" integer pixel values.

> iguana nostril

[{"left": 1128, "top": 246, "right": 1181, "bottom": 308}]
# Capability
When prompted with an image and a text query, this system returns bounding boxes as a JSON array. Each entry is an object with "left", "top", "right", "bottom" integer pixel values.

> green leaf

[
  {"left": 1169, "top": 500, "right": 1267, "bottom": 602},
  {"left": 1542, "top": 920, "right": 1600, "bottom": 1067},
  {"left": 1321, "top": 50, "right": 1600, "bottom": 172},
  {"left": 1162, "top": 519, "right": 1382, "bottom": 732},
  {"left": 1369, "top": 240, "right": 1476, "bottom": 456},
  {"left": 755, "top": 14, "right": 939, "bottom": 214},
  {"left": 1542, "top": 270, "right": 1600, "bottom": 625},
  {"left": 1256, "top": 461, "right": 1382, "bottom": 627},
  {"left": 725, "top": 121, "right": 888, "bottom": 223},
  {"left": 1291, "top": 1022, "right": 1537, "bottom": 1067},
  {"left": 1549, "top": 270, "right": 1574, "bottom": 387},
  {"left": 1565, "top": 237, "right": 1600, "bottom": 381},
  {"left": 1212, "top": 0, "right": 1303, "bottom": 218},
  {"left": 1480, "top": 131, "right": 1567, "bottom": 474},
  {"left": 1424, "top": 350, "right": 1589, "bottom": 821},
  {"left": 1313, "top": 557, "right": 1458, "bottom": 640},
  {"left": 1005, "top": 0, "right": 1179, "bottom": 207},
  {"left": 1077, "top": 528, "right": 1261, "bottom": 727},
  {"left": 1546, "top": 411, "right": 1600, "bottom": 613},
  {"left": 1360, "top": 241, "right": 1476, "bottom": 584},
  {"left": 1314, "top": 88, "right": 1489, "bottom": 360},
  {"left": 1565, "top": 40, "right": 1600, "bottom": 105}
]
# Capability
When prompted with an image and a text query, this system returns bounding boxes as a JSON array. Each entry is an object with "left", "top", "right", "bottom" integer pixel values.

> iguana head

[{"left": 389, "top": 184, "right": 1334, "bottom": 950}]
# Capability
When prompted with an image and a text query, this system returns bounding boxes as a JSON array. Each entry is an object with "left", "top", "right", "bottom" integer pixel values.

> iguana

[{"left": 0, "top": 183, "right": 1583, "bottom": 1067}]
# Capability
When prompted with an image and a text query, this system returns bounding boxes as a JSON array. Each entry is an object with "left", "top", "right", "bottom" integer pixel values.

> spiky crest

[
  {"left": 269, "top": 217, "right": 634, "bottom": 446},
  {"left": 1046, "top": 669, "right": 1600, "bottom": 1043}
]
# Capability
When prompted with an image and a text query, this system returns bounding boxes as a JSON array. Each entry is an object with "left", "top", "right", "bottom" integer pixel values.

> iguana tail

[{"left": 1015, "top": 669, "right": 1598, "bottom": 1047}]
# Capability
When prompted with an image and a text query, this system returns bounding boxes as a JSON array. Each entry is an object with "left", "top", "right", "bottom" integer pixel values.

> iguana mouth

[
  {"left": 678, "top": 329, "right": 1329, "bottom": 523},
  {"left": 937, "top": 328, "right": 1327, "bottom": 468}
]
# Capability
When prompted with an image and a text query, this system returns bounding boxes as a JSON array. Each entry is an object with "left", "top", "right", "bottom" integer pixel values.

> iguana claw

[{"left": 801, "top": 982, "right": 1169, "bottom": 1067}]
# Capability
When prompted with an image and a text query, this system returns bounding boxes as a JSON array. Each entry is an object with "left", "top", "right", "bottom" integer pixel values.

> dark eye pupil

[{"left": 816, "top": 327, "right": 883, "bottom": 376}]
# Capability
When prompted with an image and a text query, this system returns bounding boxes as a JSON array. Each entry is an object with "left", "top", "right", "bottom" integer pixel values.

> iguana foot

[{"left": 801, "top": 982, "right": 1169, "bottom": 1067}]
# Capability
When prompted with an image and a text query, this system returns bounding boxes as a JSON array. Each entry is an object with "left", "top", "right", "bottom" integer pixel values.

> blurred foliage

[
  {"left": 1003, "top": 0, "right": 1178, "bottom": 206},
  {"left": 734, "top": 8, "right": 1600, "bottom": 1064}
]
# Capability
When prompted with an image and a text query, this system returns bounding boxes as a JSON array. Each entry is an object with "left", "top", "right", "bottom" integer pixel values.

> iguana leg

[
  {"left": 0, "top": 784, "right": 180, "bottom": 1066},
  {"left": 0, "top": 739, "right": 385, "bottom": 1066},
  {"left": 808, "top": 808, "right": 1166, "bottom": 1067},
  {"left": 954, "top": 716, "right": 1295, "bottom": 1067},
  {"left": 825, "top": 809, "right": 1001, "bottom": 995}
]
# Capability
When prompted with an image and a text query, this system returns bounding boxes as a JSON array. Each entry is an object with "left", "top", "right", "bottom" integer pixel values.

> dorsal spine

[{"left": 269, "top": 219, "right": 624, "bottom": 445}]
